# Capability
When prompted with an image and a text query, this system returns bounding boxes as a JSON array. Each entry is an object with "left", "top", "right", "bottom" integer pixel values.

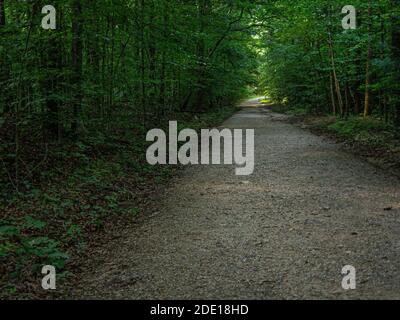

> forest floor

[
  {"left": 0, "top": 106, "right": 237, "bottom": 299},
  {"left": 63, "top": 102, "right": 400, "bottom": 299}
]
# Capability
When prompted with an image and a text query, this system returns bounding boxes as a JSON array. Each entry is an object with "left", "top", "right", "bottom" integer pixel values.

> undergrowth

[{"left": 0, "top": 105, "right": 236, "bottom": 299}]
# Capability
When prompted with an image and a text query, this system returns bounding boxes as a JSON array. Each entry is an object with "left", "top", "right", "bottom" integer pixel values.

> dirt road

[{"left": 70, "top": 106, "right": 400, "bottom": 299}]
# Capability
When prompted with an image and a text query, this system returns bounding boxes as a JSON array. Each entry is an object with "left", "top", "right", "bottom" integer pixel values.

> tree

[
  {"left": 364, "top": 0, "right": 373, "bottom": 118},
  {"left": 0, "top": 0, "right": 5, "bottom": 26},
  {"left": 0, "top": 0, "right": 259, "bottom": 193},
  {"left": 392, "top": 0, "right": 400, "bottom": 127},
  {"left": 71, "top": 0, "right": 83, "bottom": 138}
]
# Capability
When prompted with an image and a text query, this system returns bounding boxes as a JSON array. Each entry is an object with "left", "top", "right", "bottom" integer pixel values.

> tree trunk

[
  {"left": 71, "top": 0, "right": 83, "bottom": 138},
  {"left": 159, "top": 0, "right": 168, "bottom": 117},
  {"left": 0, "top": 0, "right": 5, "bottom": 25},
  {"left": 344, "top": 85, "right": 350, "bottom": 119},
  {"left": 392, "top": 0, "right": 400, "bottom": 127},
  {"left": 0, "top": 0, "right": 9, "bottom": 115},
  {"left": 329, "top": 73, "right": 336, "bottom": 115},
  {"left": 42, "top": 1, "right": 61, "bottom": 141},
  {"left": 328, "top": 32, "right": 344, "bottom": 117},
  {"left": 194, "top": 0, "right": 210, "bottom": 112},
  {"left": 364, "top": 1, "right": 373, "bottom": 118},
  {"left": 86, "top": 0, "right": 101, "bottom": 111},
  {"left": 139, "top": 0, "right": 146, "bottom": 127}
]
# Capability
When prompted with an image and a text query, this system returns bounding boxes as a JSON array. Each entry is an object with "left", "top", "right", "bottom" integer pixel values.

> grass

[
  {"left": 315, "top": 116, "right": 398, "bottom": 150},
  {"left": 269, "top": 104, "right": 400, "bottom": 173},
  {"left": 270, "top": 103, "right": 398, "bottom": 149},
  {"left": 296, "top": 114, "right": 400, "bottom": 175}
]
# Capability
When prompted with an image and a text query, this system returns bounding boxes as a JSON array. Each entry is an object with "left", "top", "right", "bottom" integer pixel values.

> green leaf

[
  {"left": 23, "top": 216, "right": 47, "bottom": 230},
  {"left": 0, "top": 225, "right": 20, "bottom": 237}
]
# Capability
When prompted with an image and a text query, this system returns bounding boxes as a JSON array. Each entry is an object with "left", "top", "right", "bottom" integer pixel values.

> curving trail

[{"left": 70, "top": 102, "right": 400, "bottom": 299}]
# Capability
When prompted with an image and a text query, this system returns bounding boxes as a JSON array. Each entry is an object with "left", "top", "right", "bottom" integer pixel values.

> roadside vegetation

[
  {"left": 259, "top": 0, "right": 400, "bottom": 173},
  {"left": 271, "top": 103, "right": 400, "bottom": 174},
  {"left": 0, "top": 0, "right": 255, "bottom": 298},
  {"left": 0, "top": 104, "right": 236, "bottom": 299}
]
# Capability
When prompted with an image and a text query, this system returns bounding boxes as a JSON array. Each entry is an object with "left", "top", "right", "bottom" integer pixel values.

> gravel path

[{"left": 70, "top": 106, "right": 400, "bottom": 299}]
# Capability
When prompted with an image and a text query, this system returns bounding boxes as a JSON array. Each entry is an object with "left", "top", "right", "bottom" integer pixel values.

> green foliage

[
  {"left": 329, "top": 117, "right": 392, "bottom": 136},
  {"left": 0, "top": 0, "right": 258, "bottom": 298},
  {"left": 328, "top": 117, "right": 396, "bottom": 148},
  {"left": 1, "top": 0, "right": 258, "bottom": 198},
  {"left": 258, "top": 0, "right": 400, "bottom": 126},
  {"left": 0, "top": 220, "right": 69, "bottom": 270},
  {"left": 23, "top": 216, "right": 47, "bottom": 230}
]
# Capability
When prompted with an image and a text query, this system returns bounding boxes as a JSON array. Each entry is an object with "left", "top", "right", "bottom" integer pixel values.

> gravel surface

[{"left": 68, "top": 106, "right": 400, "bottom": 299}]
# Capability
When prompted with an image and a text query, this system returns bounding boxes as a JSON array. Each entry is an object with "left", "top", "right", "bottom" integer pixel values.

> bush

[{"left": 327, "top": 117, "right": 396, "bottom": 148}]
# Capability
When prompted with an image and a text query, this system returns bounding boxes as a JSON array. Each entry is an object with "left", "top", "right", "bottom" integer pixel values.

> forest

[{"left": 0, "top": 0, "right": 399, "bottom": 298}]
